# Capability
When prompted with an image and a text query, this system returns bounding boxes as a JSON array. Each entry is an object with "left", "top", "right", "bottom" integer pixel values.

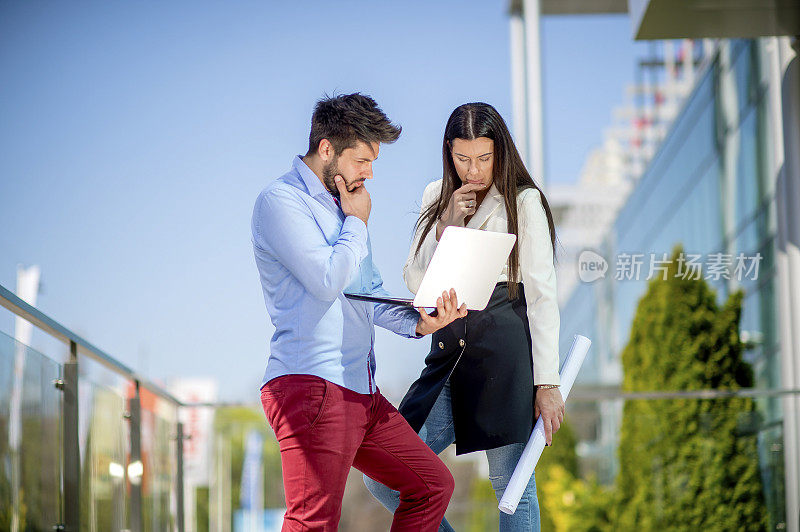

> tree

[
  {"left": 537, "top": 421, "right": 612, "bottom": 532},
  {"left": 466, "top": 476, "right": 499, "bottom": 532},
  {"left": 538, "top": 419, "right": 579, "bottom": 478},
  {"left": 614, "top": 246, "right": 767, "bottom": 530}
]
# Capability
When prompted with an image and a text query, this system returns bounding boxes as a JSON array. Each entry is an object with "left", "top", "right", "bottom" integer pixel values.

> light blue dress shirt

[{"left": 252, "top": 156, "right": 420, "bottom": 394}]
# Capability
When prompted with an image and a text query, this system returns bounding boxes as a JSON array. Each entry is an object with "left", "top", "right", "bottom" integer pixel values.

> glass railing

[
  {"left": 0, "top": 283, "right": 197, "bottom": 532},
  {"left": 541, "top": 392, "right": 791, "bottom": 531},
  {"left": 76, "top": 353, "right": 132, "bottom": 532},
  {"left": 0, "top": 332, "right": 62, "bottom": 531},
  {"left": 197, "top": 391, "right": 794, "bottom": 532},
  {"left": 1, "top": 282, "right": 795, "bottom": 531}
]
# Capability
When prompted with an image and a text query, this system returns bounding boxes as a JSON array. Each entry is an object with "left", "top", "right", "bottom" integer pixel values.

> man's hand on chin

[
  {"left": 415, "top": 288, "right": 468, "bottom": 336},
  {"left": 335, "top": 175, "right": 371, "bottom": 226}
]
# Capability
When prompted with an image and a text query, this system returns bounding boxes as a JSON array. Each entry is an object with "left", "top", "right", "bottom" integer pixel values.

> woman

[{"left": 364, "top": 102, "right": 564, "bottom": 531}]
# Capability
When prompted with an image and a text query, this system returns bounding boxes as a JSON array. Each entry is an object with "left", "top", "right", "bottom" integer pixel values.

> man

[{"left": 252, "top": 93, "right": 467, "bottom": 531}]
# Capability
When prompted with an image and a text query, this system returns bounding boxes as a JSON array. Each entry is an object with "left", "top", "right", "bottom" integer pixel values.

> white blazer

[{"left": 403, "top": 179, "right": 560, "bottom": 385}]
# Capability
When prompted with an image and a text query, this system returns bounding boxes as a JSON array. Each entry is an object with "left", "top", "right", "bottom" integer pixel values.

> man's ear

[{"left": 318, "top": 139, "right": 333, "bottom": 162}]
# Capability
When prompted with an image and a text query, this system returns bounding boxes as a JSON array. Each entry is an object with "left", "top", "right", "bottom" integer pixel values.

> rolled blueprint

[{"left": 498, "top": 334, "right": 592, "bottom": 515}]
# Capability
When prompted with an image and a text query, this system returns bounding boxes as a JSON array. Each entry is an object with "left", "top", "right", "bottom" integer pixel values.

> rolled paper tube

[{"left": 498, "top": 334, "right": 592, "bottom": 515}]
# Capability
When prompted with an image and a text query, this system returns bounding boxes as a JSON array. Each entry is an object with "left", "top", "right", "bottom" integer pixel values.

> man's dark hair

[{"left": 307, "top": 93, "right": 402, "bottom": 156}]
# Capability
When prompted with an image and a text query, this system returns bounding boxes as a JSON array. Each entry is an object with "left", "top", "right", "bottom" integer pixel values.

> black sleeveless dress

[{"left": 398, "top": 282, "right": 535, "bottom": 455}]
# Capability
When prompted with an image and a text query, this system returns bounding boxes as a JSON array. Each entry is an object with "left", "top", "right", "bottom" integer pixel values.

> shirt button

[
  {"left": 459, "top": 339, "right": 466, "bottom": 347},
  {"left": 438, "top": 341, "right": 445, "bottom": 349}
]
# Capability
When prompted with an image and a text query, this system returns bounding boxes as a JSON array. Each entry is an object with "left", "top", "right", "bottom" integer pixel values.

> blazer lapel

[{"left": 466, "top": 185, "right": 503, "bottom": 230}]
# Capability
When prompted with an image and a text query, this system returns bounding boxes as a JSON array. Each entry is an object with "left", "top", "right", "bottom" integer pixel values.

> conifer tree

[{"left": 614, "top": 246, "right": 767, "bottom": 530}]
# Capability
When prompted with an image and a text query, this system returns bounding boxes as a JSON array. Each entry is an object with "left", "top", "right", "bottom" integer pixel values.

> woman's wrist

[{"left": 436, "top": 216, "right": 464, "bottom": 241}]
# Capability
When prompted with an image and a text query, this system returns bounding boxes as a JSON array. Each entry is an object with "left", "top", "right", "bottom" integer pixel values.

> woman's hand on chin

[{"left": 436, "top": 183, "right": 484, "bottom": 240}]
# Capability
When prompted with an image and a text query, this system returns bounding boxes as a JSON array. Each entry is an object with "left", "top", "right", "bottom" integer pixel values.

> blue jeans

[{"left": 364, "top": 381, "right": 540, "bottom": 531}]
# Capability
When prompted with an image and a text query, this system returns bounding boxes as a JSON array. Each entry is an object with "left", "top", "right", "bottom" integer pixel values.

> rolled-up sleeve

[
  {"left": 252, "top": 186, "right": 368, "bottom": 301},
  {"left": 403, "top": 180, "right": 443, "bottom": 294},
  {"left": 518, "top": 188, "right": 560, "bottom": 385}
]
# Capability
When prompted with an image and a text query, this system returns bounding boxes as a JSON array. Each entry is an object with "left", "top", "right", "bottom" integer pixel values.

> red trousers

[{"left": 261, "top": 374, "right": 454, "bottom": 531}]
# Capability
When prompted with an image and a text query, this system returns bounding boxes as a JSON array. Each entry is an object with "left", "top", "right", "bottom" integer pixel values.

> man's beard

[
  {"left": 322, "top": 157, "right": 362, "bottom": 194},
  {"left": 322, "top": 158, "right": 342, "bottom": 193}
]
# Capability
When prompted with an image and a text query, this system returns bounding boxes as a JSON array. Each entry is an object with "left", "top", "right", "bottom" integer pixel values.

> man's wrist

[
  {"left": 344, "top": 214, "right": 368, "bottom": 230},
  {"left": 537, "top": 384, "right": 560, "bottom": 390},
  {"left": 349, "top": 214, "right": 368, "bottom": 226}
]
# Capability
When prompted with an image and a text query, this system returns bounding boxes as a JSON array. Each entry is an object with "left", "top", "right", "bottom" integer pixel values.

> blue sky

[{"left": 0, "top": 1, "right": 648, "bottom": 402}]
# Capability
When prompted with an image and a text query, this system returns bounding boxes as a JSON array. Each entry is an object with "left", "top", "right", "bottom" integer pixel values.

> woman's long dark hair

[{"left": 415, "top": 102, "right": 557, "bottom": 300}]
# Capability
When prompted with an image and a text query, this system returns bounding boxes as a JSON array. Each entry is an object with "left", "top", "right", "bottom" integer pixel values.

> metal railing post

[
  {"left": 176, "top": 422, "right": 185, "bottom": 532},
  {"left": 63, "top": 341, "right": 80, "bottom": 532},
  {"left": 129, "top": 382, "right": 143, "bottom": 532}
]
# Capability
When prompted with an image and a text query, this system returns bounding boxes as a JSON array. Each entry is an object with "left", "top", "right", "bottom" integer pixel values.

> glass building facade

[{"left": 560, "top": 39, "right": 789, "bottom": 526}]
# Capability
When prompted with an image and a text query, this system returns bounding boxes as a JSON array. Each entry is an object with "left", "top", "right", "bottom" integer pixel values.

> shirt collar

[{"left": 293, "top": 156, "right": 331, "bottom": 198}]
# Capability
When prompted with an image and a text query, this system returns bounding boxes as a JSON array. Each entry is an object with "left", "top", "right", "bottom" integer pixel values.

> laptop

[{"left": 345, "top": 226, "right": 516, "bottom": 311}]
